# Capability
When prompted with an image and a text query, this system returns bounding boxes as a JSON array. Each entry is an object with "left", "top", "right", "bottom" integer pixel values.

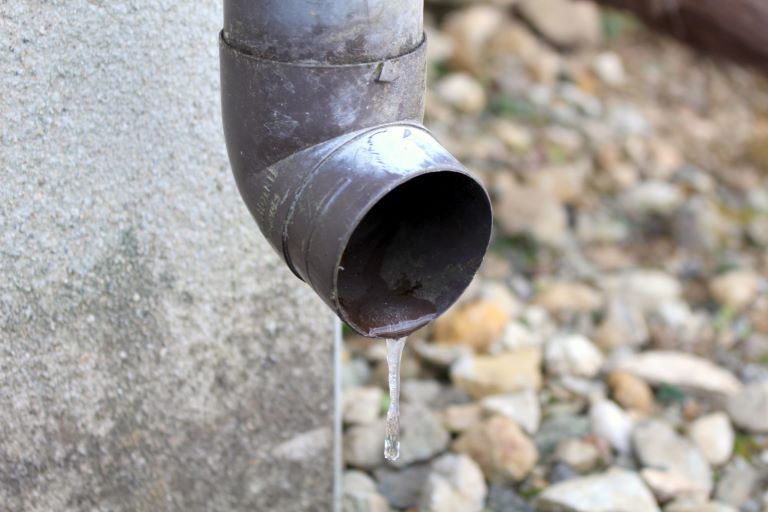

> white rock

[
  {"left": 434, "top": 73, "right": 486, "bottom": 114},
  {"left": 480, "top": 389, "right": 541, "bottom": 434},
  {"left": 536, "top": 468, "right": 660, "bottom": 512},
  {"left": 633, "top": 420, "right": 713, "bottom": 495},
  {"left": 555, "top": 439, "right": 601, "bottom": 472},
  {"left": 688, "top": 412, "right": 734, "bottom": 465},
  {"left": 517, "top": 0, "right": 601, "bottom": 49},
  {"left": 593, "top": 51, "right": 626, "bottom": 86},
  {"left": 641, "top": 468, "right": 708, "bottom": 503},
  {"left": 710, "top": 270, "right": 761, "bottom": 310},
  {"left": 621, "top": 180, "right": 684, "bottom": 215},
  {"left": 664, "top": 501, "right": 738, "bottom": 512},
  {"left": 600, "top": 270, "right": 682, "bottom": 313},
  {"left": 616, "top": 350, "right": 741, "bottom": 399},
  {"left": 500, "top": 321, "right": 543, "bottom": 351},
  {"left": 343, "top": 387, "right": 383, "bottom": 425},
  {"left": 342, "top": 471, "right": 391, "bottom": 512},
  {"left": 590, "top": 399, "right": 634, "bottom": 454},
  {"left": 419, "top": 454, "right": 487, "bottom": 512},
  {"left": 545, "top": 334, "right": 605, "bottom": 379},
  {"left": 727, "top": 380, "right": 768, "bottom": 433}
]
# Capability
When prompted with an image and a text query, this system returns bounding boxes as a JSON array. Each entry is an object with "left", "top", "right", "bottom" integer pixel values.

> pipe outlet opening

[{"left": 336, "top": 171, "right": 492, "bottom": 338}]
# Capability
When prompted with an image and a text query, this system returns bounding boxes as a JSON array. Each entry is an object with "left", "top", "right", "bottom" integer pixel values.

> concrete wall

[{"left": 0, "top": 2, "right": 336, "bottom": 510}]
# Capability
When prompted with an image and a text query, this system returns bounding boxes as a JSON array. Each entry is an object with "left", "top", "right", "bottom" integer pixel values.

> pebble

[
  {"left": 545, "top": 334, "right": 605, "bottom": 379},
  {"left": 390, "top": 404, "right": 450, "bottom": 468},
  {"left": 632, "top": 420, "right": 713, "bottom": 495},
  {"left": 401, "top": 379, "right": 443, "bottom": 405},
  {"left": 451, "top": 348, "right": 543, "bottom": 399},
  {"left": 621, "top": 180, "right": 684, "bottom": 215},
  {"left": 607, "top": 370, "right": 654, "bottom": 414},
  {"left": 687, "top": 412, "right": 734, "bottom": 465},
  {"left": 494, "top": 182, "right": 567, "bottom": 246},
  {"left": 536, "top": 468, "right": 660, "bottom": 512},
  {"left": 555, "top": 438, "right": 601, "bottom": 472},
  {"left": 440, "top": 403, "right": 483, "bottom": 433},
  {"left": 343, "top": 387, "right": 383, "bottom": 425},
  {"left": 727, "top": 380, "right": 768, "bottom": 433},
  {"left": 374, "top": 463, "right": 430, "bottom": 510},
  {"left": 523, "top": 162, "right": 590, "bottom": 203},
  {"left": 442, "top": 4, "right": 505, "bottom": 74},
  {"left": 434, "top": 72, "right": 487, "bottom": 114},
  {"left": 480, "top": 389, "right": 541, "bottom": 434},
  {"left": 517, "top": 0, "right": 601, "bottom": 49},
  {"left": 453, "top": 415, "right": 539, "bottom": 482},
  {"left": 486, "top": 485, "right": 534, "bottom": 512},
  {"left": 413, "top": 341, "right": 472, "bottom": 368},
  {"left": 535, "top": 282, "right": 604, "bottom": 314},
  {"left": 710, "top": 270, "right": 760, "bottom": 310},
  {"left": 344, "top": 422, "right": 385, "bottom": 470},
  {"left": 641, "top": 468, "right": 708, "bottom": 503},
  {"left": 600, "top": 270, "right": 682, "bottom": 313},
  {"left": 535, "top": 414, "right": 591, "bottom": 455},
  {"left": 418, "top": 454, "right": 487, "bottom": 512},
  {"left": 664, "top": 501, "right": 738, "bottom": 512},
  {"left": 616, "top": 350, "right": 742, "bottom": 400},
  {"left": 432, "top": 299, "right": 509, "bottom": 352},
  {"left": 342, "top": 471, "right": 391, "bottom": 512},
  {"left": 714, "top": 457, "right": 758, "bottom": 507},
  {"left": 590, "top": 399, "right": 634, "bottom": 454},
  {"left": 593, "top": 51, "right": 627, "bottom": 86},
  {"left": 595, "top": 300, "right": 649, "bottom": 351}
]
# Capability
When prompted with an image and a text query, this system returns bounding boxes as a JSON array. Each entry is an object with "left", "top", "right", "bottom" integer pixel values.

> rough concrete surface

[{"left": 0, "top": 2, "right": 335, "bottom": 510}]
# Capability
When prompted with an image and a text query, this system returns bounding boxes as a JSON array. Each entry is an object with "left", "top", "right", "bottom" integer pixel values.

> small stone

[
  {"left": 727, "top": 380, "right": 768, "bottom": 433},
  {"left": 424, "top": 25, "right": 454, "bottom": 64},
  {"left": 710, "top": 270, "right": 760, "bottom": 310},
  {"left": 478, "top": 282, "right": 523, "bottom": 317},
  {"left": 413, "top": 341, "right": 472, "bottom": 368},
  {"left": 418, "top": 454, "right": 487, "bottom": 512},
  {"left": 607, "top": 370, "right": 654, "bottom": 414},
  {"left": 535, "top": 282, "right": 604, "bottom": 314},
  {"left": 545, "top": 334, "right": 605, "bottom": 379},
  {"left": 600, "top": 270, "right": 682, "bottom": 313},
  {"left": 523, "top": 162, "right": 590, "bottom": 203},
  {"left": 594, "top": 299, "right": 649, "bottom": 351},
  {"left": 486, "top": 485, "right": 534, "bottom": 512},
  {"left": 590, "top": 399, "right": 634, "bottom": 454},
  {"left": 342, "top": 471, "right": 390, "bottom": 512},
  {"left": 441, "top": 403, "right": 483, "bottom": 433},
  {"left": 664, "top": 501, "right": 738, "bottom": 512},
  {"left": 517, "top": 0, "right": 601, "bottom": 49},
  {"left": 616, "top": 351, "right": 742, "bottom": 399},
  {"left": 487, "top": 21, "right": 563, "bottom": 84},
  {"left": 548, "top": 461, "right": 579, "bottom": 484},
  {"left": 491, "top": 119, "right": 533, "bottom": 153},
  {"left": 344, "top": 422, "right": 385, "bottom": 470},
  {"left": 593, "top": 51, "right": 626, "bottom": 86},
  {"left": 715, "top": 457, "right": 758, "bottom": 507},
  {"left": 401, "top": 379, "right": 442, "bottom": 405},
  {"left": 481, "top": 389, "right": 541, "bottom": 434},
  {"left": 453, "top": 415, "right": 539, "bottom": 482},
  {"left": 535, "top": 414, "right": 591, "bottom": 456},
  {"left": 391, "top": 404, "right": 450, "bottom": 468},
  {"left": 536, "top": 468, "right": 660, "bottom": 512},
  {"left": 621, "top": 181, "right": 684, "bottom": 215},
  {"left": 451, "top": 348, "right": 542, "bottom": 399},
  {"left": 495, "top": 183, "right": 567, "bottom": 246},
  {"left": 555, "top": 439, "right": 601, "bottom": 472},
  {"left": 343, "top": 387, "right": 383, "bottom": 425},
  {"left": 374, "top": 463, "right": 430, "bottom": 510},
  {"left": 500, "top": 321, "right": 544, "bottom": 351},
  {"left": 633, "top": 420, "right": 713, "bottom": 495},
  {"left": 641, "top": 468, "right": 708, "bottom": 503},
  {"left": 432, "top": 300, "right": 509, "bottom": 352},
  {"left": 443, "top": 5, "right": 506, "bottom": 74},
  {"left": 434, "top": 73, "right": 486, "bottom": 114},
  {"left": 688, "top": 412, "right": 734, "bottom": 465}
]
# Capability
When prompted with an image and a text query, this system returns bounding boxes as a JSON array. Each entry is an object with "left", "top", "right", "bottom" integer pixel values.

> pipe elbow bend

[{"left": 220, "top": 31, "right": 492, "bottom": 337}]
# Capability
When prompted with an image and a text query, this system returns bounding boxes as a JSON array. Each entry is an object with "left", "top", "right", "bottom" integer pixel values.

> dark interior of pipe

[{"left": 336, "top": 171, "right": 492, "bottom": 338}]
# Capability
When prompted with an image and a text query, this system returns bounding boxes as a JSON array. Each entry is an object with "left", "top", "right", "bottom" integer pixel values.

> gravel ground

[{"left": 342, "top": 1, "right": 768, "bottom": 511}]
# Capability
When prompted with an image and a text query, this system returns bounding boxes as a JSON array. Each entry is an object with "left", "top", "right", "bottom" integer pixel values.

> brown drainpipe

[{"left": 219, "top": 0, "right": 493, "bottom": 338}]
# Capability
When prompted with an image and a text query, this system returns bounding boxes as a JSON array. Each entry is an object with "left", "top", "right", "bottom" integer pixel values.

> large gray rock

[
  {"left": 536, "top": 469, "right": 660, "bottom": 512},
  {"left": 714, "top": 458, "right": 758, "bottom": 507},
  {"left": 419, "top": 454, "right": 487, "bottom": 512},
  {"left": 342, "top": 471, "right": 390, "bottom": 512},
  {"left": 632, "top": 420, "right": 713, "bottom": 495},
  {"left": 0, "top": 2, "right": 335, "bottom": 510}
]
